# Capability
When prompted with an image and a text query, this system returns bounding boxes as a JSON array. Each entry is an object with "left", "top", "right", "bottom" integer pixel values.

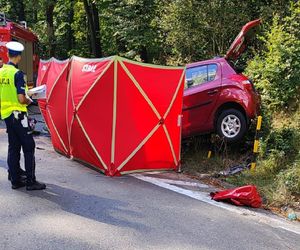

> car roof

[{"left": 186, "top": 57, "right": 227, "bottom": 69}]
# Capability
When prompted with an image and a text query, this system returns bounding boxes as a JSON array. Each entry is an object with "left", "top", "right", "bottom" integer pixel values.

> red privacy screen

[
  {"left": 37, "top": 56, "right": 185, "bottom": 176},
  {"left": 37, "top": 59, "right": 69, "bottom": 155}
]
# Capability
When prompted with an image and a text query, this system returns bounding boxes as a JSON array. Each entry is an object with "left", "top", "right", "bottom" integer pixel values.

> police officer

[
  {"left": 0, "top": 41, "right": 46, "bottom": 190},
  {"left": 0, "top": 54, "right": 27, "bottom": 182}
]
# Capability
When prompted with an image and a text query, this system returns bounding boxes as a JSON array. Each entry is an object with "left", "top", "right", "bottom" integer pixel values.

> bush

[
  {"left": 277, "top": 162, "right": 300, "bottom": 194},
  {"left": 246, "top": 2, "right": 300, "bottom": 111},
  {"left": 261, "top": 127, "right": 300, "bottom": 160}
]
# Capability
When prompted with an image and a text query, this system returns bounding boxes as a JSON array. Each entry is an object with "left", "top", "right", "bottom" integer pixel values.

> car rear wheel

[{"left": 216, "top": 109, "right": 247, "bottom": 143}]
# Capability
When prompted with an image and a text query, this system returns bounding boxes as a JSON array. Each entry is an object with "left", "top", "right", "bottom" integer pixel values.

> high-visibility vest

[{"left": 0, "top": 64, "right": 27, "bottom": 119}]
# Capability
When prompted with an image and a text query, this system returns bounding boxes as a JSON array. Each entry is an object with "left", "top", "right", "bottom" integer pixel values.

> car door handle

[{"left": 207, "top": 90, "right": 218, "bottom": 95}]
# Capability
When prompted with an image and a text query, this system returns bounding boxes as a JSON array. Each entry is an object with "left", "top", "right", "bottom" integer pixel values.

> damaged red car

[{"left": 182, "top": 19, "right": 261, "bottom": 143}]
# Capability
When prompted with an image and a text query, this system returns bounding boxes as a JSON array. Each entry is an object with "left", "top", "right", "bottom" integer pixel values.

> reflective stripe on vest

[{"left": 0, "top": 64, "right": 27, "bottom": 119}]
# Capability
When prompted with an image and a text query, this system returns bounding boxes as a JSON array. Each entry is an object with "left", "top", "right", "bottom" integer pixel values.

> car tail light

[{"left": 242, "top": 79, "right": 255, "bottom": 91}]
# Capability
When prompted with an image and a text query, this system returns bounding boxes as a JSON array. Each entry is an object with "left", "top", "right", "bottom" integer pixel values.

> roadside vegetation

[
  {"left": 232, "top": 2, "right": 300, "bottom": 209},
  {"left": 0, "top": 0, "right": 293, "bottom": 64}
]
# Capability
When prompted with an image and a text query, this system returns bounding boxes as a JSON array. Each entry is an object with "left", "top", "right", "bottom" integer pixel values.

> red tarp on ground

[
  {"left": 210, "top": 185, "right": 262, "bottom": 208},
  {"left": 37, "top": 56, "right": 185, "bottom": 176}
]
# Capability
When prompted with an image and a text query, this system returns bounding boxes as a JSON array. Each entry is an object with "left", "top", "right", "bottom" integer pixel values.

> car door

[{"left": 182, "top": 63, "right": 221, "bottom": 137}]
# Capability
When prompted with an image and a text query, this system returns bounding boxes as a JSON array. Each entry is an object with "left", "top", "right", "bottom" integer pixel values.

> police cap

[{"left": 6, "top": 41, "right": 24, "bottom": 56}]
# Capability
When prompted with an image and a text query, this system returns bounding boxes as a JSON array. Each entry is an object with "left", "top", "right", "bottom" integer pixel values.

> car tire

[{"left": 216, "top": 109, "right": 247, "bottom": 143}]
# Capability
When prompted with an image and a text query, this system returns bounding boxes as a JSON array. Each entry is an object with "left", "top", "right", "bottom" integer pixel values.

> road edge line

[{"left": 132, "top": 174, "right": 300, "bottom": 235}]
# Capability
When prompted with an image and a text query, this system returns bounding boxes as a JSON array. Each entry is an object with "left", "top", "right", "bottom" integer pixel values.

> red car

[{"left": 182, "top": 19, "right": 261, "bottom": 142}]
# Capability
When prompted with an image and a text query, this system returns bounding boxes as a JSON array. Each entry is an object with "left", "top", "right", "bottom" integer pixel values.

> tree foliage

[
  {"left": 246, "top": 2, "right": 300, "bottom": 110},
  {"left": 0, "top": 0, "right": 293, "bottom": 64}
]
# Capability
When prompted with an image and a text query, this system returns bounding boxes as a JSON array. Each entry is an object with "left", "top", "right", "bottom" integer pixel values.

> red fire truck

[{"left": 0, "top": 13, "right": 39, "bottom": 87}]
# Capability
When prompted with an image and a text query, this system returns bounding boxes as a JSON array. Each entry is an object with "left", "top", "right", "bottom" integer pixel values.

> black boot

[
  {"left": 11, "top": 180, "right": 26, "bottom": 189},
  {"left": 26, "top": 181, "right": 46, "bottom": 191}
]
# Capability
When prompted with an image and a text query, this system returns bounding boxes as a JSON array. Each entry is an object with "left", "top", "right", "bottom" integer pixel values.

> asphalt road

[{"left": 0, "top": 122, "right": 299, "bottom": 250}]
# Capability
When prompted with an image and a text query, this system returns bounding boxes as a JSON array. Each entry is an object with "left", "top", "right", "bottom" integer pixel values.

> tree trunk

[
  {"left": 46, "top": 2, "right": 56, "bottom": 57},
  {"left": 140, "top": 46, "right": 149, "bottom": 63},
  {"left": 87, "top": 18, "right": 92, "bottom": 55},
  {"left": 83, "top": 0, "right": 102, "bottom": 57},
  {"left": 17, "top": 0, "right": 26, "bottom": 21},
  {"left": 67, "top": 0, "right": 75, "bottom": 52},
  {"left": 91, "top": 2, "right": 102, "bottom": 57}
]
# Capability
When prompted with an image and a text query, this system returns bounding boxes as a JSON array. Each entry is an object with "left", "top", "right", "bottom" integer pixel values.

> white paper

[{"left": 27, "top": 85, "right": 46, "bottom": 99}]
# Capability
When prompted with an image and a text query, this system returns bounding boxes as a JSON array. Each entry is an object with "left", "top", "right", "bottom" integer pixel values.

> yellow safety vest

[{"left": 0, "top": 64, "right": 27, "bottom": 119}]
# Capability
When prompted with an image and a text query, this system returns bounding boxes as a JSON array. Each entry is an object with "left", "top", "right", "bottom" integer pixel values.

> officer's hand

[{"left": 30, "top": 100, "right": 38, "bottom": 106}]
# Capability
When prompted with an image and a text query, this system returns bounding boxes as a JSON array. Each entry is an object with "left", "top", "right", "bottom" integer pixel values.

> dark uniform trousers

[{"left": 4, "top": 113, "right": 36, "bottom": 184}]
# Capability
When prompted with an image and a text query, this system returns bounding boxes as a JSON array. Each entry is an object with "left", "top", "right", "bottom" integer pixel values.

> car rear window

[{"left": 186, "top": 64, "right": 217, "bottom": 88}]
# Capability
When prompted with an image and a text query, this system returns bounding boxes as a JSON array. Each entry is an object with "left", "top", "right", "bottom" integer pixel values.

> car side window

[
  {"left": 186, "top": 64, "right": 218, "bottom": 88},
  {"left": 208, "top": 64, "right": 218, "bottom": 81}
]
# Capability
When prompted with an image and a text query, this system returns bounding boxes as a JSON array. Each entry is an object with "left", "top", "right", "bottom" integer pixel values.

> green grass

[{"left": 181, "top": 135, "right": 253, "bottom": 175}]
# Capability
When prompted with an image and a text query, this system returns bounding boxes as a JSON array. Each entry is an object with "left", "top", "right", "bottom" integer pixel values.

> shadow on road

[{"left": 20, "top": 183, "right": 150, "bottom": 232}]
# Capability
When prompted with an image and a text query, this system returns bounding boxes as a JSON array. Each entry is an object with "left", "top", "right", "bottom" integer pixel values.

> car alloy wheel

[
  {"left": 216, "top": 108, "right": 247, "bottom": 143},
  {"left": 221, "top": 114, "right": 241, "bottom": 138}
]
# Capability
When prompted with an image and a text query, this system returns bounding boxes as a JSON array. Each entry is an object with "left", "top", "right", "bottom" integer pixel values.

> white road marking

[
  {"left": 132, "top": 174, "right": 300, "bottom": 235},
  {"left": 149, "top": 178, "right": 209, "bottom": 188},
  {"left": 138, "top": 171, "right": 163, "bottom": 175}
]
